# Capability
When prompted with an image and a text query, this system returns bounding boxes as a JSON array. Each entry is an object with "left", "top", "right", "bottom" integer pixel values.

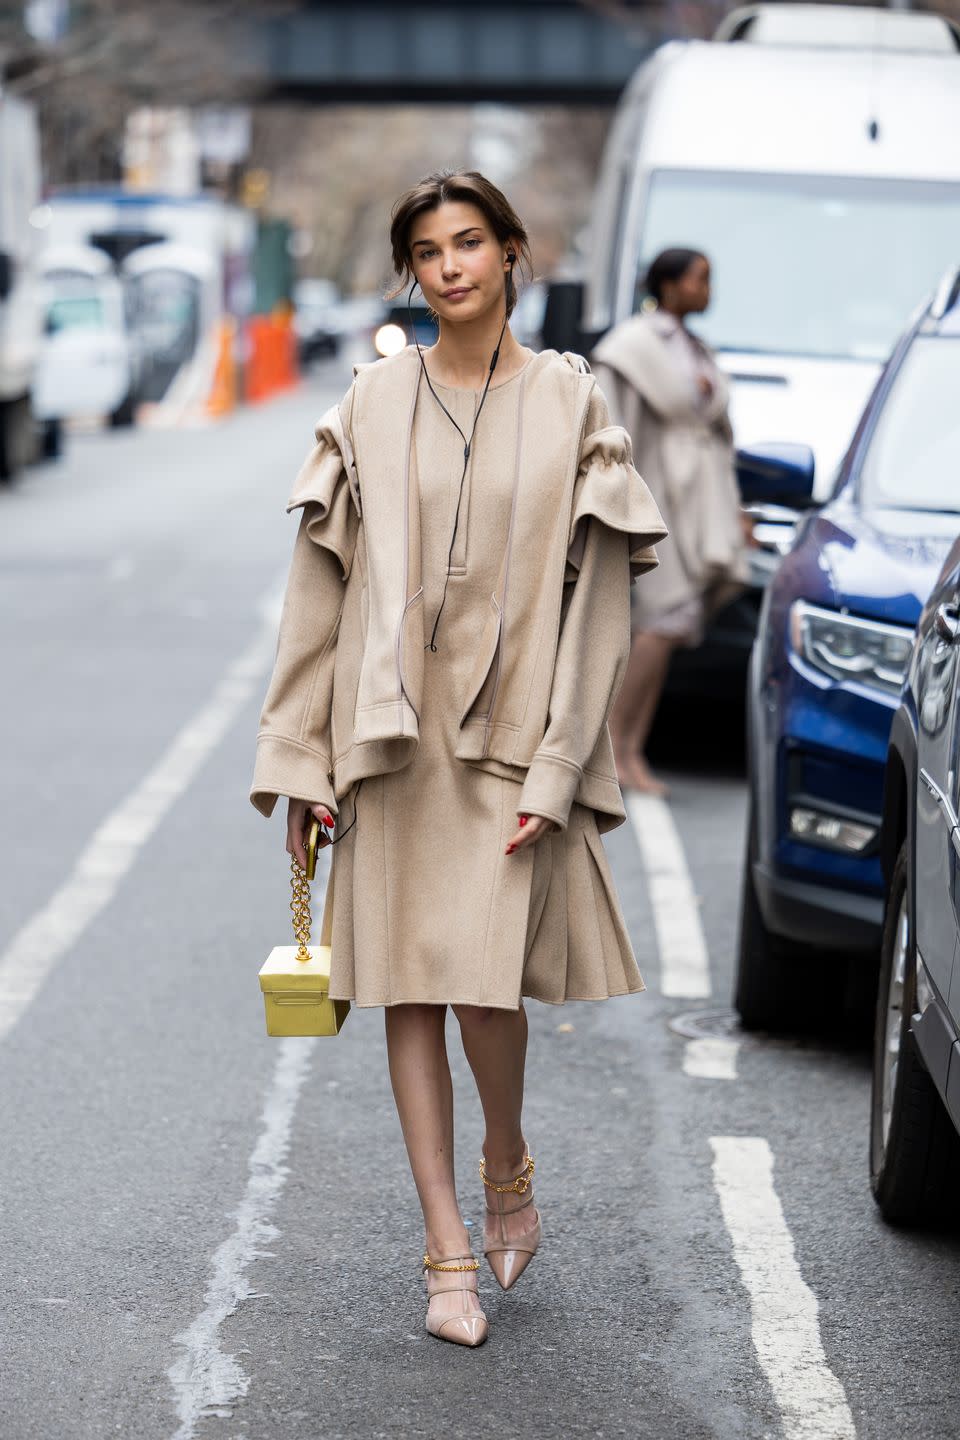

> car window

[{"left": 858, "top": 336, "right": 960, "bottom": 513}]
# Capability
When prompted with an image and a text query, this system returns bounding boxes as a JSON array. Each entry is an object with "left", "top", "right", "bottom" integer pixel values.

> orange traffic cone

[{"left": 206, "top": 317, "right": 238, "bottom": 417}]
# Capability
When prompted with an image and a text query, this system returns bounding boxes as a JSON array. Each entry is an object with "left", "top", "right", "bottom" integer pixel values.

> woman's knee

[{"left": 451, "top": 1003, "right": 498, "bottom": 1031}]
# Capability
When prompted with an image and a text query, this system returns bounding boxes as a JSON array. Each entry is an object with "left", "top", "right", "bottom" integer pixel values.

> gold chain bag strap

[{"left": 258, "top": 817, "right": 350, "bottom": 1036}]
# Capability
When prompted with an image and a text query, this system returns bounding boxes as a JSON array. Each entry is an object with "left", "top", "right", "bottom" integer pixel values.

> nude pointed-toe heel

[
  {"left": 422, "top": 1252, "right": 489, "bottom": 1347},
  {"left": 480, "top": 1151, "right": 541, "bottom": 1292}
]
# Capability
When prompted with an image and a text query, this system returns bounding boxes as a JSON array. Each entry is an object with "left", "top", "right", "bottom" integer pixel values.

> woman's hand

[
  {"left": 505, "top": 813, "right": 557, "bottom": 856},
  {"left": 286, "top": 797, "right": 335, "bottom": 869}
]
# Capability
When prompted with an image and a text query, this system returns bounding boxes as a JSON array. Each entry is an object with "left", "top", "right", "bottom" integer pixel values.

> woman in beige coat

[
  {"left": 591, "top": 248, "right": 748, "bottom": 796},
  {"left": 251, "top": 171, "right": 666, "bottom": 1348}
]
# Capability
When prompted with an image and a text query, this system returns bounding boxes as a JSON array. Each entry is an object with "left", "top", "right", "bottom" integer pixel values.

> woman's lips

[{"left": 442, "top": 288, "right": 472, "bottom": 300}]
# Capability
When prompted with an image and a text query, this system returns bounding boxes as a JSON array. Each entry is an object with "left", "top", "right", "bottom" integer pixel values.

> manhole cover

[{"left": 668, "top": 1007, "right": 742, "bottom": 1041}]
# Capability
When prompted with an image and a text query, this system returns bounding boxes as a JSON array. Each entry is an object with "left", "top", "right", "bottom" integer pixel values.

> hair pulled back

[
  {"left": 644, "top": 247, "right": 708, "bottom": 304},
  {"left": 387, "top": 169, "right": 532, "bottom": 317}
]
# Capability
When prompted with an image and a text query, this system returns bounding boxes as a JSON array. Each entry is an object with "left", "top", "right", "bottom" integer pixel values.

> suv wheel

[{"left": 870, "top": 842, "right": 960, "bottom": 1224}]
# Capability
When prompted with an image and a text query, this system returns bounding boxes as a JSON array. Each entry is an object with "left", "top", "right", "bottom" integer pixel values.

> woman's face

[
  {"left": 409, "top": 201, "right": 512, "bottom": 323},
  {"left": 662, "top": 256, "right": 711, "bottom": 317}
]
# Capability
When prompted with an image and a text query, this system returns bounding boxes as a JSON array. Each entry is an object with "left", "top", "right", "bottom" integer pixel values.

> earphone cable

[
  {"left": 328, "top": 777, "right": 362, "bottom": 843},
  {"left": 407, "top": 266, "right": 512, "bottom": 652}
]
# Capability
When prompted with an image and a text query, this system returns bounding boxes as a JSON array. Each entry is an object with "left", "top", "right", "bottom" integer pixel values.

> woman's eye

[{"left": 462, "top": 238, "right": 481, "bottom": 249}]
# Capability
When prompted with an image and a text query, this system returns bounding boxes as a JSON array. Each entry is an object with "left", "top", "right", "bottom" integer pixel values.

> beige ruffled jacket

[
  {"left": 250, "top": 345, "right": 667, "bottom": 834},
  {"left": 591, "top": 312, "right": 747, "bottom": 633}
]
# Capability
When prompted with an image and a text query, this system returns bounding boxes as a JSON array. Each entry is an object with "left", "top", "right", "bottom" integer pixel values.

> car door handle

[
  {"left": 920, "top": 768, "right": 960, "bottom": 830},
  {"left": 934, "top": 603, "right": 959, "bottom": 644}
]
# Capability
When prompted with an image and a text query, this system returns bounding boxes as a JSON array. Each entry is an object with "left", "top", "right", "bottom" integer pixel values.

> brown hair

[{"left": 387, "top": 169, "right": 532, "bottom": 317}]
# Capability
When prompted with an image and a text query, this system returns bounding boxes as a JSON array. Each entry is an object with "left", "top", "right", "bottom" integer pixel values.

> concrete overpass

[{"left": 249, "top": 1, "right": 654, "bottom": 104}]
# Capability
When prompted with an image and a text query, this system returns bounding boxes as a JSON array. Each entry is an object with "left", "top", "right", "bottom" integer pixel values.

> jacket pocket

[{"left": 458, "top": 593, "right": 503, "bottom": 725}]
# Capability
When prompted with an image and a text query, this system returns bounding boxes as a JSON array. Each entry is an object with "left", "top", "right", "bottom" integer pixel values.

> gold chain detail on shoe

[
  {"left": 422, "top": 1254, "right": 481, "bottom": 1273},
  {"left": 479, "top": 1153, "right": 535, "bottom": 1194}
]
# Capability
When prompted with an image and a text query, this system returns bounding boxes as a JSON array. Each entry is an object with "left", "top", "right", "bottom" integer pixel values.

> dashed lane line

[
  {"left": 0, "top": 599, "right": 280, "bottom": 1045},
  {"left": 625, "top": 790, "right": 712, "bottom": 1000},
  {"left": 167, "top": 1037, "right": 317, "bottom": 1438},
  {"left": 710, "top": 1137, "right": 857, "bottom": 1440},
  {"left": 682, "top": 1035, "right": 740, "bottom": 1080}
]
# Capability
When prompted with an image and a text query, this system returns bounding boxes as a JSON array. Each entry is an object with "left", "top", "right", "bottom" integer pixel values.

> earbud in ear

[{"left": 506, "top": 252, "right": 517, "bottom": 265}]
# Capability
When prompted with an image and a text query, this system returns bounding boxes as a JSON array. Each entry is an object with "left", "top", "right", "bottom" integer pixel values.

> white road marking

[
  {"left": 0, "top": 614, "right": 278, "bottom": 1044},
  {"left": 710, "top": 1137, "right": 856, "bottom": 1440},
  {"left": 167, "top": 1038, "right": 317, "bottom": 1438},
  {"left": 626, "top": 792, "right": 711, "bottom": 999},
  {"left": 106, "top": 553, "right": 135, "bottom": 582},
  {"left": 682, "top": 1036, "right": 740, "bottom": 1080},
  {"left": 257, "top": 579, "right": 285, "bottom": 627}
]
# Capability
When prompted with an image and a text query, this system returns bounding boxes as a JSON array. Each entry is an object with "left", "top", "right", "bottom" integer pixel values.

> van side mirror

[
  {"left": 0, "top": 252, "right": 13, "bottom": 302},
  {"left": 736, "top": 443, "right": 816, "bottom": 507}
]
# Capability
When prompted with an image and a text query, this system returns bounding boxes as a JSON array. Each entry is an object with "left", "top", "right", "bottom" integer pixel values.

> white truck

[
  {"left": 584, "top": 3, "right": 960, "bottom": 498},
  {"left": 558, "top": 3, "right": 960, "bottom": 700},
  {"left": 33, "top": 243, "right": 137, "bottom": 454},
  {"left": 47, "top": 190, "right": 255, "bottom": 420},
  {"left": 0, "top": 91, "right": 43, "bottom": 479}
]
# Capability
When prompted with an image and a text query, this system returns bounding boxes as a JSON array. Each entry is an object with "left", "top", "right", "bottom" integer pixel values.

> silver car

[{"left": 873, "top": 530, "right": 960, "bottom": 1223}]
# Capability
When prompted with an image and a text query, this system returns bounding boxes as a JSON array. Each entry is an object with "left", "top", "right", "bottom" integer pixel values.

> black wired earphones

[{"left": 407, "top": 249, "right": 517, "bottom": 652}]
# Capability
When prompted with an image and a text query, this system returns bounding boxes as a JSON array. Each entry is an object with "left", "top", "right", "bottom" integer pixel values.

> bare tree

[
  {"left": 0, "top": 1, "right": 290, "bottom": 184},
  {"left": 250, "top": 103, "right": 609, "bottom": 296}
]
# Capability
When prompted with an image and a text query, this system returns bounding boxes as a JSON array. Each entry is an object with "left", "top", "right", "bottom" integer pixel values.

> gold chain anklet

[
  {"left": 422, "top": 1254, "right": 481, "bottom": 1273},
  {"left": 479, "top": 1153, "right": 535, "bottom": 1194}
]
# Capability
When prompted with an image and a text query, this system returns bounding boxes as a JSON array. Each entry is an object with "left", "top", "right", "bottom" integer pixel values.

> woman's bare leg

[
  {"left": 609, "top": 629, "right": 675, "bottom": 794},
  {"left": 384, "top": 1004, "right": 482, "bottom": 1320},
  {"left": 452, "top": 1004, "right": 539, "bottom": 1244}
]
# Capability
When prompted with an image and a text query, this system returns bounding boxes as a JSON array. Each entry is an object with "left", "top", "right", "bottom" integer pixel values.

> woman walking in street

[
  {"left": 250, "top": 171, "right": 666, "bottom": 1347},
  {"left": 591, "top": 248, "right": 749, "bottom": 796}
]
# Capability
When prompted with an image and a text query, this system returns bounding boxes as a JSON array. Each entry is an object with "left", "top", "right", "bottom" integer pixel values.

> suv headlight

[{"left": 789, "top": 601, "right": 912, "bottom": 697}]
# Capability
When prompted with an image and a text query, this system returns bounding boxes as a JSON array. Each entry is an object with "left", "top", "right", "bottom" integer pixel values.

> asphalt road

[{"left": 2, "top": 362, "right": 960, "bottom": 1440}]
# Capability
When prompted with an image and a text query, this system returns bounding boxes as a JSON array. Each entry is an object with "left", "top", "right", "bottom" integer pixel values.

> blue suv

[{"left": 735, "top": 270, "right": 960, "bottom": 1031}]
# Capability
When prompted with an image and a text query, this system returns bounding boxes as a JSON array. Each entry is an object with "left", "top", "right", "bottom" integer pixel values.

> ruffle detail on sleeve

[
  {"left": 285, "top": 401, "right": 361, "bottom": 580},
  {"left": 567, "top": 424, "right": 668, "bottom": 582}
]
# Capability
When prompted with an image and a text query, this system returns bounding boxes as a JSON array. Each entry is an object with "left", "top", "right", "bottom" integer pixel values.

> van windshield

[
  {"left": 47, "top": 296, "right": 105, "bottom": 332},
  {"left": 636, "top": 170, "right": 960, "bottom": 362},
  {"left": 859, "top": 335, "right": 960, "bottom": 513}
]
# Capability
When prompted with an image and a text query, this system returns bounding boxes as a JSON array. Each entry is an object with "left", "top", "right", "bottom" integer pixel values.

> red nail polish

[
  {"left": 519, "top": 815, "right": 528, "bottom": 827},
  {"left": 323, "top": 813, "right": 334, "bottom": 826}
]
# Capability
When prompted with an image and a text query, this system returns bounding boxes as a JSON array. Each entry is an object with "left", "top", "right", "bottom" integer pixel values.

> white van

[
  {"left": 0, "top": 92, "right": 44, "bottom": 478},
  {"left": 121, "top": 241, "right": 221, "bottom": 419},
  {"left": 48, "top": 190, "right": 255, "bottom": 423},
  {"left": 34, "top": 243, "right": 136, "bottom": 452},
  {"left": 586, "top": 4, "right": 960, "bottom": 497}
]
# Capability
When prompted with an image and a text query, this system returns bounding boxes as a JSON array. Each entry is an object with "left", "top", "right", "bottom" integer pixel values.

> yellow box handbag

[{"left": 258, "top": 817, "right": 350, "bottom": 1037}]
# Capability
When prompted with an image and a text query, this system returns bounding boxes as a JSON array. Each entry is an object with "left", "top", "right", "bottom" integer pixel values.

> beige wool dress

[{"left": 319, "top": 359, "right": 645, "bottom": 1010}]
